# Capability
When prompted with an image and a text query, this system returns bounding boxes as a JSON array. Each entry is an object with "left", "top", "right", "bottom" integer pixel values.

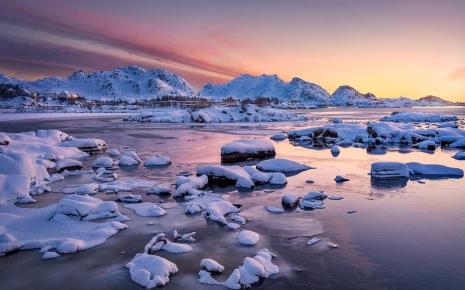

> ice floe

[
  {"left": 173, "top": 230, "right": 197, "bottom": 243},
  {"left": 126, "top": 253, "right": 178, "bottom": 288},
  {"left": 221, "top": 140, "right": 275, "bottom": 162},
  {"left": 124, "top": 202, "right": 166, "bottom": 217},
  {"left": 307, "top": 237, "right": 322, "bottom": 246}
]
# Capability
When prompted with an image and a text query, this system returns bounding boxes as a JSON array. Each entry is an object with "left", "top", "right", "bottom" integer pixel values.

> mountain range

[{"left": 0, "top": 66, "right": 454, "bottom": 107}]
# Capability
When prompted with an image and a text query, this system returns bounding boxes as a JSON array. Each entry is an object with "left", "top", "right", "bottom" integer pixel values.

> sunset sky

[{"left": 0, "top": 0, "right": 464, "bottom": 101}]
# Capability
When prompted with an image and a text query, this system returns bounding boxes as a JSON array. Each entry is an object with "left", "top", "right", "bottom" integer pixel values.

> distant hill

[
  {"left": 0, "top": 66, "right": 197, "bottom": 101},
  {"left": 201, "top": 74, "right": 330, "bottom": 105}
]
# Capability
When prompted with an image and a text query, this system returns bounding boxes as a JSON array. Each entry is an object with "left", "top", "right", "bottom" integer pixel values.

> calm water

[{"left": 0, "top": 107, "right": 464, "bottom": 290}]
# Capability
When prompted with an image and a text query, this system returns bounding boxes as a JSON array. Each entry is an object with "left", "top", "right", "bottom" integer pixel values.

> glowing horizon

[{"left": 0, "top": 0, "right": 464, "bottom": 101}]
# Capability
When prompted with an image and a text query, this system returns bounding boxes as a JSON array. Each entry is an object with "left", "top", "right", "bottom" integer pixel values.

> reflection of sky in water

[{"left": 0, "top": 108, "right": 464, "bottom": 289}]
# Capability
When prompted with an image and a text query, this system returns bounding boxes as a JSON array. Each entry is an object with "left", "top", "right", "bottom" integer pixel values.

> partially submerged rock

[
  {"left": 92, "top": 156, "right": 114, "bottom": 168},
  {"left": 55, "top": 158, "right": 83, "bottom": 172},
  {"left": 406, "top": 162, "right": 463, "bottom": 178},
  {"left": 370, "top": 162, "right": 410, "bottom": 179},
  {"left": 117, "top": 193, "right": 143, "bottom": 203},
  {"left": 198, "top": 249, "right": 279, "bottom": 289},
  {"left": 174, "top": 175, "right": 208, "bottom": 197},
  {"left": 55, "top": 194, "right": 123, "bottom": 221},
  {"left": 124, "top": 202, "right": 166, "bottom": 217},
  {"left": 144, "top": 155, "right": 172, "bottom": 167},
  {"left": 270, "top": 132, "right": 288, "bottom": 141},
  {"left": 221, "top": 140, "right": 275, "bottom": 162},
  {"left": 282, "top": 194, "right": 300, "bottom": 209},
  {"left": 144, "top": 233, "right": 193, "bottom": 254},
  {"left": 256, "top": 159, "right": 311, "bottom": 174},
  {"left": 62, "top": 138, "right": 107, "bottom": 153},
  {"left": 335, "top": 175, "right": 350, "bottom": 183},
  {"left": 201, "top": 258, "right": 224, "bottom": 273},
  {"left": 452, "top": 151, "right": 465, "bottom": 160}
]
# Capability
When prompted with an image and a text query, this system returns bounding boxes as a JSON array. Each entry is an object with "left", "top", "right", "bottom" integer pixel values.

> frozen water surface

[{"left": 0, "top": 107, "right": 465, "bottom": 290}]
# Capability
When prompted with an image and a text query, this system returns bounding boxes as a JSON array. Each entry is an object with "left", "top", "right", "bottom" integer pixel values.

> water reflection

[{"left": 370, "top": 177, "right": 408, "bottom": 188}]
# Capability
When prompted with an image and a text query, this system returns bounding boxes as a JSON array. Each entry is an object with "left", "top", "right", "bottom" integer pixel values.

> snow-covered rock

[
  {"left": 221, "top": 140, "right": 275, "bottom": 162},
  {"left": 117, "top": 193, "right": 143, "bottom": 203},
  {"left": 381, "top": 112, "right": 457, "bottom": 123},
  {"left": 201, "top": 258, "right": 224, "bottom": 273},
  {"left": 413, "top": 140, "right": 437, "bottom": 151},
  {"left": 62, "top": 138, "right": 107, "bottom": 152},
  {"left": 55, "top": 158, "right": 83, "bottom": 172},
  {"left": 370, "top": 162, "right": 410, "bottom": 179},
  {"left": 62, "top": 183, "right": 99, "bottom": 195},
  {"left": 0, "top": 198, "right": 127, "bottom": 256},
  {"left": 198, "top": 248, "right": 279, "bottom": 289},
  {"left": 197, "top": 164, "right": 252, "bottom": 186},
  {"left": 144, "top": 233, "right": 193, "bottom": 254},
  {"left": 406, "top": 162, "right": 463, "bottom": 178},
  {"left": 124, "top": 202, "right": 166, "bottom": 217},
  {"left": 256, "top": 159, "right": 311, "bottom": 173},
  {"left": 118, "top": 155, "right": 139, "bottom": 166},
  {"left": 126, "top": 253, "right": 178, "bottom": 289},
  {"left": 147, "top": 186, "right": 171, "bottom": 195},
  {"left": 174, "top": 175, "right": 208, "bottom": 197},
  {"left": 92, "top": 156, "right": 114, "bottom": 168},
  {"left": 55, "top": 194, "right": 123, "bottom": 221},
  {"left": 144, "top": 155, "right": 172, "bottom": 166},
  {"left": 237, "top": 230, "right": 260, "bottom": 246}
]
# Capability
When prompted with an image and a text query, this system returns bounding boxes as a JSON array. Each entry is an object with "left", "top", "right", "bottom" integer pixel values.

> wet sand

[{"left": 1, "top": 108, "right": 465, "bottom": 290}]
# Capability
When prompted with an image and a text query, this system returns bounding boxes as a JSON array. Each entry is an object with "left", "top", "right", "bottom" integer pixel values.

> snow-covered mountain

[
  {"left": 201, "top": 74, "right": 330, "bottom": 104},
  {"left": 3, "top": 66, "right": 198, "bottom": 101},
  {"left": 330, "top": 85, "right": 377, "bottom": 106}
]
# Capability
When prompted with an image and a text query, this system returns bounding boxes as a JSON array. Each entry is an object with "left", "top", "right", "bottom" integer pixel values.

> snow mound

[
  {"left": 61, "top": 138, "right": 107, "bottom": 152},
  {"left": 381, "top": 112, "right": 457, "bottom": 123},
  {"left": 256, "top": 159, "right": 311, "bottom": 173},
  {"left": 92, "top": 156, "right": 114, "bottom": 168},
  {"left": 126, "top": 253, "right": 178, "bottom": 289},
  {"left": 221, "top": 140, "right": 275, "bottom": 162}
]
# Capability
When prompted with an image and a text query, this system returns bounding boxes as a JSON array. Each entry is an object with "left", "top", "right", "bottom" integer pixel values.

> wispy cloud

[{"left": 449, "top": 66, "right": 465, "bottom": 80}]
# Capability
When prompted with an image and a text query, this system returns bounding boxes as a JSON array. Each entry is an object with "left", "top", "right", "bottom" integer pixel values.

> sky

[{"left": 0, "top": 0, "right": 464, "bottom": 101}]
